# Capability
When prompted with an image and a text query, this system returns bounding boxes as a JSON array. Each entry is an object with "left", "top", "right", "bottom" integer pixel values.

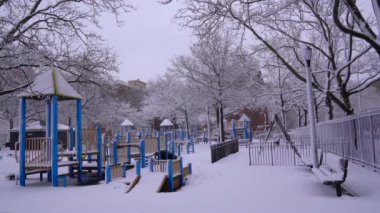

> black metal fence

[
  {"left": 291, "top": 109, "right": 380, "bottom": 169},
  {"left": 211, "top": 139, "right": 239, "bottom": 163}
]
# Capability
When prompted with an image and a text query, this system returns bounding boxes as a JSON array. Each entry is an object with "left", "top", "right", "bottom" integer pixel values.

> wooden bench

[{"left": 311, "top": 152, "right": 348, "bottom": 197}]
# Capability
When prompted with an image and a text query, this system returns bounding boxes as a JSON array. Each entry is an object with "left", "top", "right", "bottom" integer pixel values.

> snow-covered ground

[{"left": 1, "top": 144, "right": 380, "bottom": 213}]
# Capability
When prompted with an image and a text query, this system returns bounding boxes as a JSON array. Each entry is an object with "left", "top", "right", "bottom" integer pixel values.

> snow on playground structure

[{"left": 14, "top": 69, "right": 194, "bottom": 192}]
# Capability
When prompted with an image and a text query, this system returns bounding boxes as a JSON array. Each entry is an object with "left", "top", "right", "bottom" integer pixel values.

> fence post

[
  {"left": 370, "top": 115, "right": 376, "bottom": 169},
  {"left": 248, "top": 142, "right": 252, "bottom": 166},
  {"left": 270, "top": 142, "right": 274, "bottom": 166}
]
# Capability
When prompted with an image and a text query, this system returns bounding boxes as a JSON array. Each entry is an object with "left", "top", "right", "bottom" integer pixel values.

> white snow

[
  {"left": 19, "top": 69, "right": 82, "bottom": 100},
  {"left": 120, "top": 119, "right": 134, "bottom": 127},
  {"left": 1, "top": 144, "right": 380, "bottom": 213},
  {"left": 160, "top": 119, "right": 173, "bottom": 127}
]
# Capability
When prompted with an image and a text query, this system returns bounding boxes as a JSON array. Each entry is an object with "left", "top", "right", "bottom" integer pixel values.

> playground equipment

[
  {"left": 257, "top": 114, "right": 309, "bottom": 166},
  {"left": 150, "top": 157, "right": 192, "bottom": 192},
  {"left": 16, "top": 69, "right": 89, "bottom": 187}
]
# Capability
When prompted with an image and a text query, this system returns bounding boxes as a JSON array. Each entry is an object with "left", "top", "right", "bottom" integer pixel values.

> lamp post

[{"left": 302, "top": 46, "right": 319, "bottom": 168}]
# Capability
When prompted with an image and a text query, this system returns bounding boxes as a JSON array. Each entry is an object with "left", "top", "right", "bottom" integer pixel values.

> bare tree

[
  {"left": 0, "top": 0, "right": 133, "bottom": 96},
  {"left": 169, "top": 32, "right": 259, "bottom": 142}
]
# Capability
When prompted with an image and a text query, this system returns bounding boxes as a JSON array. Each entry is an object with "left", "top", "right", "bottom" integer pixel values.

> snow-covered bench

[{"left": 311, "top": 152, "right": 348, "bottom": 197}]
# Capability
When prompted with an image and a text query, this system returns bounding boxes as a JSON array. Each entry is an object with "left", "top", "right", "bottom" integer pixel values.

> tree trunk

[
  {"left": 220, "top": 106, "right": 225, "bottom": 142},
  {"left": 326, "top": 94, "right": 334, "bottom": 120},
  {"left": 184, "top": 110, "right": 190, "bottom": 139},
  {"left": 298, "top": 107, "right": 302, "bottom": 127},
  {"left": 303, "top": 109, "right": 308, "bottom": 126}
]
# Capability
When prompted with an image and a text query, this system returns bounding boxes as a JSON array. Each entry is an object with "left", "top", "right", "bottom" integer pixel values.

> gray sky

[{"left": 99, "top": 0, "right": 193, "bottom": 83}]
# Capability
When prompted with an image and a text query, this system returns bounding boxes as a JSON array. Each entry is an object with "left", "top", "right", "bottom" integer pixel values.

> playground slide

[{"left": 127, "top": 173, "right": 167, "bottom": 194}]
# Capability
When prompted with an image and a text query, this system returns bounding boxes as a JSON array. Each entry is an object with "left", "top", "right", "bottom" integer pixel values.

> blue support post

[
  {"left": 69, "top": 127, "right": 75, "bottom": 177},
  {"left": 149, "top": 158, "right": 153, "bottom": 172},
  {"left": 123, "top": 163, "right": 127, "bottom": 178},
  {"left": 51, "top": 96, "right": 59, "bottom": 187},
  {"left": 19, "top": 97, "right": 26, "bottom": 186},
  {"left": 192, "top": 139, "right": 195, "bottom": 153},
  {"left": 189, "top": 163, "right": 192, "bottom": 175},
  {"left": 244, "top": 120, "right": 250, "bottom": 140},
  {"left": 106, "top": 165, "right": 111, "bottom": 184},
  {"left": 180, "top": 157, "right": 184, "bottom": 186},
  {"left": 136, "top": 160, "right": 141, "bottom": 176},
  {"left": 97, "top": 127, "right": 102, "bottom": 181},
  {"left": 113, "top": 134, "right": 119, "bottom": 165},
  {"left": 165, "top": 133, "right": 168, "bottom": 159},
  {"left": 171, "top": 140, "right": 175, "bottom": 159},
  {"left": 157, "top": 132, "right": 161, "bottom": 160},
  {"left": 138, "top": 130, "right": 142, "bottom": 139},
  {"left": 76, "top": 99, "right": 83, "bottom": 184},
  {"left": 177, "top": 144, "right": 181, "bottom": 157},
  {"left": 168, "top": 160, "right": 173, "bottom": 192},
  {"left": 140, "top": 139, "right": 145, "bottom": 168},
  {"left": 127, "top": 131, "right": 131, "bottom": 163}
]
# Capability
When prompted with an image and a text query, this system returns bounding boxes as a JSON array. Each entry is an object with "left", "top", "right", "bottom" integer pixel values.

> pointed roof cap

[
  {"left": 239, "top": 114, "right": 250, "bottom": 121},
  {"left": 160, "top": 119, "right": 173, "bottom": 127},
  {"left": 19, "top": 69, "right": 82, "bottom": 100},
  {"left": 121, "top": 119, "right": 134, "bottom": 127}
]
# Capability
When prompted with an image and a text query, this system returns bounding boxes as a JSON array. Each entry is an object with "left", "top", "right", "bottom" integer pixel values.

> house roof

[
  {"left": 121, "top": 119, "right": 134, "bottom": 127},
  {"left": 160, "top": 119, "right": 173, "bottom": 126},
  {"left": 19, "top": 69, "right": 82, "bottom": 100}
]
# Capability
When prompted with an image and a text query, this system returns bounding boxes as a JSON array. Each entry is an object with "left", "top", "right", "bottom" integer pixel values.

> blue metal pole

[
  {"left": 140, "top": 139, "right": 145, "bottom": 168},
  {"left": 165, "top": 134, "right": 168, "bottom": 159},
  {"left": 113, "top": 133, "right": 119, "bottom": 165},
  {"left": 168, "top": 160, "right": 173, "bottom": 192},
  {"left": 19, "top": 97, "right": 26, "bottom": 186},
  {"left": 127, "top": 131, "right": 131, "bottom": 163},
  {"left": 51, "top": 96, "right": 58, "bottom": 187},
  {"left": 149, "top": 158, "right": 153, "bottom": 172},
  {"left": 97, "top": 127, "right": 102, "bottom": 181},
  {"left": 106, "top": 165, "right": 111, "bottom": 184},
  {"left": 171, "top": 140, "right": 175, "bottom": 159},
  {"left": 76, "top": 99, "right": 83, "bottom": 184},
  {"left": 136, "top": 160, "right": 141, "bottom": 176},
  {"left": 180, "top": 157, "right": 184, "bottom": 186}
]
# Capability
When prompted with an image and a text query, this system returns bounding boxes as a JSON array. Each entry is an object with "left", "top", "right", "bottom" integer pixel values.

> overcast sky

[{"left": 98, "top": 0, "right": 193, "bottom": 83}]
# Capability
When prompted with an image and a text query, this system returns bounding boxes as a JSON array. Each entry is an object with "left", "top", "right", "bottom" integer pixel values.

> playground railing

[
  {"left": 211, "top": 139, "right": 239, "bottom": 163},
  {"left": 15, "top": 137, "right": 52, "bottom": 166},
  {"left": 150, "top": 159, "right": 169, "bottom": 172}
]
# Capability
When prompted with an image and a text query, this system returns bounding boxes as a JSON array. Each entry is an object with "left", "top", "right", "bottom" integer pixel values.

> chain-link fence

[{"left": 291, "top": 109, "right": 380, "bottom": 169}]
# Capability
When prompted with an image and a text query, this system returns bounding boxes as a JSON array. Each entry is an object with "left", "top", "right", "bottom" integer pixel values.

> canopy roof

[
  {"left": 239, "top": 114, "right": 250, "bottom": 121},
  {"left": 121, "top": 119, "right": 134, "bottom": 127},
  {"left": 11, "top": 121, "right": 70, "bottom": 132},
  {"left": 19, "top": 69, "right": 82, "bottom": 100},
  {"left": 160, "top": 119, "right": 173, "bottom": 127}
]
